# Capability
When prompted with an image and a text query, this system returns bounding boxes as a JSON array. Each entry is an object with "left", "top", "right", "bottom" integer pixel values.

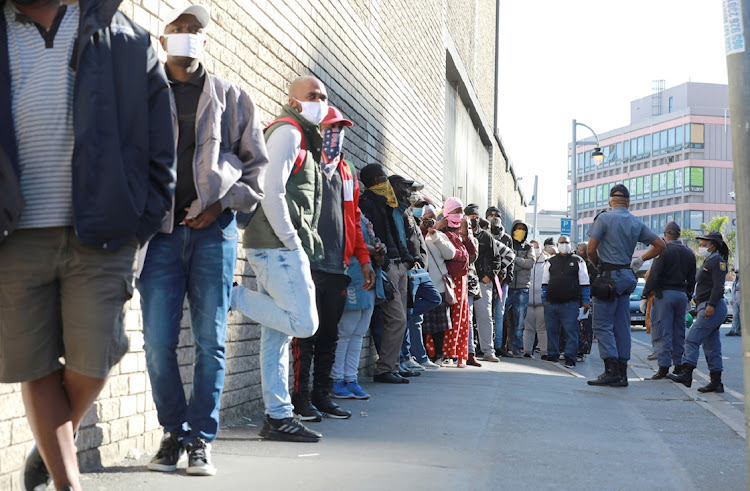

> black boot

[
  {"left": 649, "top": 366, "right": 670, "bottom": 380},
  {"left": 672, "top": 364, "right": 684, "bottom": 376},
  {"left": 668, "top": 363, "right": 695, "bottom": 387},
  {"left": 587, "top": 358, "right": 621, "bottom": 386},
  {"left": 611, "top": 359, "right": 628, "bottom": 387},
  {"left": 697, "top": 371, "right": 724, "bottom": 393}
]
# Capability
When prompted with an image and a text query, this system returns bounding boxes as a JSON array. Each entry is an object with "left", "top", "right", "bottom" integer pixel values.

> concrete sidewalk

[{"left": 81, "top": 341, "right": 747, "bottom": 490}]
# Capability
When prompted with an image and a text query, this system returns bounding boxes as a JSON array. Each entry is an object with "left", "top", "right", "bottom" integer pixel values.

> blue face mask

[{"left": 412, "top": 207, "right": 424, "bottom": 218}]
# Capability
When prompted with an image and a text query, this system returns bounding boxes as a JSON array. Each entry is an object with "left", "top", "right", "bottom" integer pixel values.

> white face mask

[
  {"left": 545, "top": 245, "right": 556, "bottom": 255},
  {"left": 165, "top": 33, "right": 206, "bottom": 59},
  {"left": 558, "top": 243, "right": 572, "bottom": 255},
  {"left": 294, "top": 98, "right": 328, "bottom": 125},
  {"left": 698, "top": 247, "right": 712, "bottom": 258}
]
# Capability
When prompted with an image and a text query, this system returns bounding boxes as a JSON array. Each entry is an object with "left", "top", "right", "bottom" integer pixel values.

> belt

[{"left": 600, "top": 263, "right": 630, "bottom": 272}]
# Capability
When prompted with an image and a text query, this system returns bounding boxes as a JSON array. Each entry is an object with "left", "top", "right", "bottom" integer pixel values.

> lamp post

[{"left": 571, "top": 119, "right": 604, "bottom": 244}]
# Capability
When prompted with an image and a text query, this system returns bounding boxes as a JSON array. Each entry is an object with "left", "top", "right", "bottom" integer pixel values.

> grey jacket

[
  {"left": 510, "top": 220, "right": 535, "bottom": 289},
  {"left": 159, "top": 71, "right": 269, "bottom": 233},
  {"left": 528, "top": 254, "right": 547, "bottom": 306}
]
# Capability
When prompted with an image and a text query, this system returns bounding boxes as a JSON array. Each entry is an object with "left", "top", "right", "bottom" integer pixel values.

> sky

[{"left": 497, "top": 0, "right": 729, "bottom": 212}]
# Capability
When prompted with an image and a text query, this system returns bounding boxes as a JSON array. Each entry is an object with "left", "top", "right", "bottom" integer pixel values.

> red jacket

[{"left": 339, "top": 158, "right": 370, "bottom": 266}]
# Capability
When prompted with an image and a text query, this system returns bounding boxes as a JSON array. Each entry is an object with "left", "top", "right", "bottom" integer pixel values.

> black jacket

[
  {"left": 359, "top": 189, "right": 410, "bottom": 266},
  {"left": 0, "top": 0, "right": 176, "bottom": 249},
  {"left": 642, "top": 240, "right": 696, "bottom": 300},
  {"left": 475, "top": 229, "right": 502, "bottom": 280},
  {"left": 694, "top": 252, "right": 727, "bottom": 307}
]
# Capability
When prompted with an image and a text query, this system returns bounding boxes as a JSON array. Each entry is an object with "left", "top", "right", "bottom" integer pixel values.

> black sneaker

[
  {"left": 563, "top": 357, "right": 576, "bottom": 368},
  {"left": 497, "top": 347, "right": 512, "bottom": 358},
  {"left": 147, "top": 432, "right": 184, "bottom": 472},
  {"left": 185, "top": 437, "right": 216, "bottom": 476},
  {"left": 293, "top": 398, "right": 323, "bottom": 422},
  {"left": 312, "top": 396, "right": 352, "bottom": 419},
  {"left": 259, "top": 415, "right": 322, "bottom": 442},
  {"left": 22, "top": 445, "right": 51, "bottom": 490}
]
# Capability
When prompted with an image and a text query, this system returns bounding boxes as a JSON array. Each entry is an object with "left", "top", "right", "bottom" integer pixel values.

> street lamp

[{"left": 570, "top": 119, "right": 602, "bottom": 244}]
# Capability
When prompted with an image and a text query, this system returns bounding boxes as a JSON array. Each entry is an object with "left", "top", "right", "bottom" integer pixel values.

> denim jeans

[
  {"left": 493, "top": 283, "right": 509, "bottom": 349},
  {"left": 592, "top": 269, "right": 637, "bottom": 361},
  {"left": 475, "top": 281, "right": 495, "bottom": 355},
  {"left": 401, "top": 274, "right": 441, "bottom": 363},
  {"left": 467, "top": 296, "right": 475, "bottom": 354},
  {"left": 332, "top": 290, "right": 375, "bottom": 381},
  {"left": 650, "top": 289, "right": 688, "bottom": 367},
  {"left": 730, "top": 302, "right": 741, "bottom": 334},
  {"left": 231, "top": 247, "right": 318, "bottom": 419},
  {"left": 507, "top": 288, "right": 529, "bottom": 353},
  {"left": 682, "top": 300, "right": 727, "bottom": 371},
  {"left": 137, "top": 213, "right": 237, "bottom": 443},
  {"left": 544, "top": 301, "right": 579, "bottom": 360}
]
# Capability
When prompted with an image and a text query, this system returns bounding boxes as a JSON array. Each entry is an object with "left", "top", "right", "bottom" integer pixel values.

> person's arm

[
  {"left": 686, "top": 250, "right": 697, "bottom": 299},
  {"left": 577, "top": 257, "right": 591, "bottom": 309},
  {"left": 259, "top": 125, "right": 303, "bottom": 250},
  {"left": 137, "top": 42, "right": 177, "bottom": 245},
  {"left": 587, "top": 237, "right": 600, "bottom": 265},
  {"left": 640, "top": 237, "right": 666, "bottom": 262},
  {"left": 514, "top": 246, "right": 535, "bottom": 270},
  {"left": 708, "top": 260, "right": 728, "bottom": 307},
  {"left": 432, "top": 230, "right": 457, "bottom": 260},
  {"left": 541, "top": 260, "right": 551, "bottom": 303},
  {"left": 217, "top": 86, "right": 269, "bottom": 213},
  {"left": 642, "top": 254, "right": 664, "bottom": 299}
]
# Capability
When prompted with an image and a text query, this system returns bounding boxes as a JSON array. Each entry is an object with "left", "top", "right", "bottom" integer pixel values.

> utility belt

[{"left": 591, "top": 263, "right": 628, "bottom": 301}]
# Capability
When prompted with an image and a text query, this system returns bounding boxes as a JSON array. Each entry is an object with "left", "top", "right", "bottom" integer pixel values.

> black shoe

[
  {"left": 649, "top": 366, "right": 670, "bottom": 380},
  {"left": 563, "top": 357, "right": 576, "bottom": 368},
  {"left": 697, "top": 371, "right": 724, "bottom": 393},
  {"left": 546, "top": 354, "right": 559, "bottom": 363},
  {"left": 292, "top": 395, "right": 323, "bottom": 422},
  {"left": 259, "top": 415, "right": 322, "bottom": 442},
  {"left": 672, "top": 364, "right": 684, "bottom": 376},
  {"left": 373, "top": 372, "right": 409, "bottom": 384},
  {"left": 185, "top": 437, "right": 216, "bottom": 476},
  {"left": 587, "top": 358, "right": 621, "bottom": 386},
  {"left": 23, "top": 445, "right": 51, "bottom": 490},
  {"left": 497, "top": 347, "right": 512, "bottom": 358},
  {"left": 523, "top": 353, "right": 532, "bottom": 359},
  {"left": 540, "top": 355, "right": 548, "bottom": 361},
  {"left": 311, "top": 395, "right": 352, "bottom": 419},
  {"left": 147, "top": 432, "right": 184, "bottom": 472},
  {"left": 398, "top": 369, "right": 421, "bottom": 377},
  {"left": 668, "top": 364, "right": 695, "bottom": 388}
]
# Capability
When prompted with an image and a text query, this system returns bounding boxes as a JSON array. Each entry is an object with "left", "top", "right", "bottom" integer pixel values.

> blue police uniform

[
  {"left": 587, "top": 207, "right": 658, "bottom": 363},
  {"left": 642, "top": 238, "right": 696, "bottom": 374}
]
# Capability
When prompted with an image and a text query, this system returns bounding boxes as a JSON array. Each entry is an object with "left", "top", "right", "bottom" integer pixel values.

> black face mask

[
  {"left": 490, "top": 227, "right": 500, "bottom": 235},
  {"left": 470, "top": 218, "right": 479, "bottom": 231}
]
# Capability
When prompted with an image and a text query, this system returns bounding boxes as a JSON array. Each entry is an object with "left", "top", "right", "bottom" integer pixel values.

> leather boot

[
  {"left": 649, "top": 366, "right": 670, "bottom": 380},
  {"left": 467, "top": 353, "right": 482, "bottom": 367},
  {"left": 672, "top": 364, "right": 684, "bottom": 376},
  {"left": 668, "top": 363, "right": 695, "bottom": 388},
  {"left": 611, "top": 359, "right": 628, "bottom": 387},
  {"left": 587, "top": 358, "right": 621, "bottom": 386},
  {"left": 697, "top": 371, "right": 724, "bottom": 393}
]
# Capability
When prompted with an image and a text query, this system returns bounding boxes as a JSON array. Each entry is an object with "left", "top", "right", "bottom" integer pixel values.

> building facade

[
  {"left": 0, "top": 1, "right": 525, "bottom": 487},
  {"left": 569, "top": 82, "right": 735, "bottom": 243}
]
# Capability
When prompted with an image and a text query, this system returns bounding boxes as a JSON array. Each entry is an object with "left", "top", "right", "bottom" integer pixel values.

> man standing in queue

[
  {"left": 641, "top": 221, "right": 696, "bottom": 380},
  {"left": 586, "top": 184, "right": 665, "bottom": 387}
]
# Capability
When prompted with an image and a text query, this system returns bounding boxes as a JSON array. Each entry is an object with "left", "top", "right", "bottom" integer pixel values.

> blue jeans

[
  {"left": 593, "top": 269, "right": 637, "bottom": 361},
  {"left": 650, "top": 289, "right": 688, "bottom": 367},
  {"left": 507, "top": 288, "right": 529, "bottom": 353},
  {"left": 231, "top": 247, "right": 318, "bottom": 419},
  {"left": 401, "top": 273, "right": 440, "bottom": 364},
  {"left": 682, "top": 300, "right": 727, "bottom": 371},
  {"left": 730, "top": 302, "right": 741, "bottom": 334},
  {"left": 493, "top": 283, "right": 509, "bottom": 349},
  {"left": 333, "top": 291, "right": 375, "bottom": 381},
  {"left": 544, "top": 301, "right": 579, "bottom": 360},
  {"left": 137, "top": 213, "right": 237, "bottom": 443}
]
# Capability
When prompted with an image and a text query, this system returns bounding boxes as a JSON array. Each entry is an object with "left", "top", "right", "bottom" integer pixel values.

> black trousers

[{"left": 292, "top": 270, "right": 350, "bottom": 399}]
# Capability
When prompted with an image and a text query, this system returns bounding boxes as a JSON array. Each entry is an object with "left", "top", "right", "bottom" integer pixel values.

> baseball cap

[
  {"left": 164, "top": 4, "right": 211, "bottom": 29},
  {"left": 411, "top": 181, "right": 425, "bottom": 190},
  {"left": 388, "top": 175, "right": 415, "bottom": 188},
  {"left": 321, "top": 106, "right": 353, "bottom": 127},
  {"left": 664, "top": 221, "right": 681, "bottom": 236},
  {"left": 609, "top": 184, "right": 630, "bottom": 199}
]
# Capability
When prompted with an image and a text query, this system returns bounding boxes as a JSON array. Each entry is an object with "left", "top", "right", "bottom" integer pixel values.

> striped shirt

[{"left": 5, "top": 2, "right": 79, "bottom": 229}]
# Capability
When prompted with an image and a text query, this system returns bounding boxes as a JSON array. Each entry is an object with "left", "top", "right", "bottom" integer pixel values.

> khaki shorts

[{"left": 0, "top": 227, "right": 137, "bottom": 383}]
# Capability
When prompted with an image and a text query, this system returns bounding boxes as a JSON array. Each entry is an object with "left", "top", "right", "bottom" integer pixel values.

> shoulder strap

[{"left": 265, "top": 117, "right": 307, "bottom": 176}]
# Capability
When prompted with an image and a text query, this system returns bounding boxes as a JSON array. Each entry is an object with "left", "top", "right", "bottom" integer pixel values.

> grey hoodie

[{"left": 510, "top": 219, "right": 535, "bottom": 289}]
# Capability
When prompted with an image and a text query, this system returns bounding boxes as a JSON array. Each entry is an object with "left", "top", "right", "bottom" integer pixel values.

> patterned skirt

[{"left": 443, "top": 275, "right": 470, "bottom": 362}]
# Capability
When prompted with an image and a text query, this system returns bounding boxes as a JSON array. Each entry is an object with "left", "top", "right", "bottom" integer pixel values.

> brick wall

[{"left": 0, "top": 1, "right": 523, "bottom": 488}]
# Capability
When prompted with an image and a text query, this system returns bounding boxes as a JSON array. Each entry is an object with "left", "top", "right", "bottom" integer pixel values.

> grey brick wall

[{"left": 0, "top": 1, "right": 524, "bottom": 487}]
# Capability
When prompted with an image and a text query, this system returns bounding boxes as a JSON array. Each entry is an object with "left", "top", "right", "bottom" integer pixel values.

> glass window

[
  {"left": 652, "top": 133, "right": 660, "bottom": 154},
  {"left": 629, "top": 178, "right": 637, "bottom": 197},
  {"left": 643, "top": 175, "right": 651, "bottom": 198},
  {"left": 644, "top": 134, "right": 651, "bottom": 155},
  {"left": 667, "top": 127, "right": 675, "bottom": 150},
  {"left": 674, "top": 168, "right": 683, "bottom": 193},
  {"left": 577, "top": 152, "right": 583, "bottom": 173},
  {"left": 659, "top": 213, "right": 667, "bottom": 232},
  {"left": 631, "top": 139, "right": 637, "bottom": 160},
  {"left": 669, "top": 96, "right": 674, "bottom": 113},
  {"left": 689, "top": 210, "right": 704, "bottom": 230},
  {"left": 688, "top": 123, "right": 705, "bottom": 148},
  {"left": 659, "top": 172, "right": 667, "bottom": 196},
  {"left": 666, "top": 170, "right": 674, "bottom": 194},
  {"left": 623, "top": 139, "right": 630, "bottom": 160},
  {"left": 651, "top": 173, "right": 660, "bottom": 194},
  {"left": 596, "top": 185, "right": 603, "bottom": 206},
  {"left": 636, "top": 176, "right": 643, "bottom": 199},
  {"left": 687, "top": 167, "right": 704, "bottom": 192},
  {"left": 637, "top": 136, "right": 645, "bottom": 157},
  {"left": 685, "top": 123, "right": 691, "bottom": 144},
  {"left": 584, "top": 150, "right": 592, "bottom": 172},
  {"left": 660, "top": 130, "right": 668, "bottom": 155},
  {"left": 578, "top": 189, "right": 583, "bottom": 207},
  {"left": 675, "top": 125, "right": 683, "bottom": 148},
  {"left": 616, "top": 142, "right": 623, "bottom": 162}
]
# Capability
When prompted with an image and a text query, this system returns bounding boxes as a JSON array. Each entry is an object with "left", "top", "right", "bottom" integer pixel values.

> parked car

[
  {"left": 724, "top": 285, "right": 733, "bottom": 323},
  {"left": 629, "top": 282, "right": 646, "bottom": 325}
]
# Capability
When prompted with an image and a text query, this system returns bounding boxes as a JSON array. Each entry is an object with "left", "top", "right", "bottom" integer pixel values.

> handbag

[{"left": 427, "top": 242, "right": 458, "bottom": 305}]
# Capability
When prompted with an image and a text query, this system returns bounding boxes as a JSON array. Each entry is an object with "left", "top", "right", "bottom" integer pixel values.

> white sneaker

[
  {"left": 441, "top": 358, "right": 454, "bottom": 367},
  {"left": 420, "top": 360, "right": 440, "bottom": 370},
  {"left": 404, "top": 358, "right": 425, "bottom": 371},
  {"left": 482, "top": 353, "right": 500, "bottom": 362}
]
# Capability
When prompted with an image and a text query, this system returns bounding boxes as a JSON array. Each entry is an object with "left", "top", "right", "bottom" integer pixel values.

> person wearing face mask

[
  {"left": 139, "top": 6, "right": 270, "bottom": 476},
  {"left": 669, "top": 231, "right": 730, "bottom": 392},
  {"left": 575, "top": 241, "right": 598, "bottom": 361},
  {"left": 359, "top": 164, "right": 415, "bottom": 383},
  {"left": 586, "top": 184, "right": 665, "bottom": 388},
  {"left": 542, "top": 236, "right": 591, "bottom": 368},
  {"left": 0, "top": 1, "right": 177, "bottom": 489},
  {"left": 506, "top": 220, "right": 535, "bottom": 356},
  {"left": 488, "top": 215, "right": 516, "bottom": 356},
  {"left": 640, "top": 221, "right": 696, "bottom": 380},
  {"left": 524, "top": 241, "right": 549, "bottom": 359}
]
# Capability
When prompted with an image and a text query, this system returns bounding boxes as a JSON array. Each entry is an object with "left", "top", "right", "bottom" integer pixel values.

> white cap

[{"left": 164, "top": 4, "right": 210, "bottom": 29}]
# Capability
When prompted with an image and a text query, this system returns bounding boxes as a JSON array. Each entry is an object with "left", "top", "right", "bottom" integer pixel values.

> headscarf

[{"left": 369, "top": 180, "right": 398, "bottom": 208}]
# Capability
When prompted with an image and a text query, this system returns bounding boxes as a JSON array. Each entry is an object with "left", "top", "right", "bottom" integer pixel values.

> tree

[{"left": 682, "top": 215, "right": 735, "bottom": 268}]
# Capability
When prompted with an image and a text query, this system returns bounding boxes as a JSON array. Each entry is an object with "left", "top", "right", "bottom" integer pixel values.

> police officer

[
  {"left": 640, "top": 221, "right": 696, "bottom": 380},
  {"left": 669, "top": 231, "right": 730, "bottom": 392},
  {"left": 586, "top": 184, "right": 666, "bottom": 387},
  {"left": 541, "top": 235, "right": 590, "bottom": 368}
]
